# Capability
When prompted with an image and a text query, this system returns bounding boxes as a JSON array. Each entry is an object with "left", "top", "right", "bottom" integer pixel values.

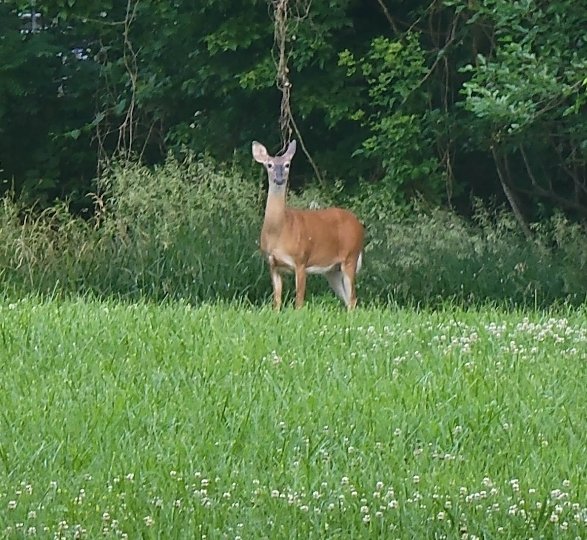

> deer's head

[{"left": 252, "top": 140, "right": 297, "bottom": 188}]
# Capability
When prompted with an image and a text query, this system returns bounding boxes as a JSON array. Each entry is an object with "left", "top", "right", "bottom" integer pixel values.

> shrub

[
  {"left": 0, "top": 156, "right": 586, "bottom": 308},
  {"left": 0, "top": 156, "right": 267, "bottom": 303}
]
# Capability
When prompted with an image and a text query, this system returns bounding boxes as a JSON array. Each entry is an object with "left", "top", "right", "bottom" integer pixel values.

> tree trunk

[{"left": 490, "top": 145, "right": 532, "bottom": 240}]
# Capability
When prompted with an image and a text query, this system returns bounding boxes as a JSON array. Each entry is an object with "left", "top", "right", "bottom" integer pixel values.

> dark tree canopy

[{"left": 0, "top": 0, "right": 586, "bottom": 220}]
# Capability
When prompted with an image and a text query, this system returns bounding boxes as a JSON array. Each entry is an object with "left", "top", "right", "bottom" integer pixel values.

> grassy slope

[{"left": 0, "top": 298, "right": 586, "bottom": 538}]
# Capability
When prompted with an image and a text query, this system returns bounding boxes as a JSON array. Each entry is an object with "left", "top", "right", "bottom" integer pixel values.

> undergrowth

[{"left": 1, "top": 155, "right": 586, "bottom": 307}]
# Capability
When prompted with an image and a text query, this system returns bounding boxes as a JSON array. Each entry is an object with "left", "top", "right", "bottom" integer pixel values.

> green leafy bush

[
  {"left": 0, "top": 159, "right": 586, "bottom": 307},
  {"left": 0, "top": 156, "right": 266, "bottom": 303}
]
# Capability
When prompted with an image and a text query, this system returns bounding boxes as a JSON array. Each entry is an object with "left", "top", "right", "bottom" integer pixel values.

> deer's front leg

[
  {"left": 294, "top": 265, "right": 307, "bottom": 309},
  {"left": 269, "top": 258, "right": 283, "bottom": 310}
]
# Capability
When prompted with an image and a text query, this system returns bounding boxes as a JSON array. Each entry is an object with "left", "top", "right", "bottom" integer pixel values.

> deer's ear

[
  {"left": 284, "top": 139, "right": 297, "bottom": 160},
  {"left": 252, "top": 141, "right": 269, "bottom": 163}
]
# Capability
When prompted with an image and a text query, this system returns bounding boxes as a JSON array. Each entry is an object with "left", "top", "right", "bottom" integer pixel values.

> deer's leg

[
  {"left": 294, "top": 265, "right": 307, "bottom": 309},
  {"left": 326, "top": 269, "right": 347, "bottom": 305},
  {"left": 341, "top": 259, "right": 358, "bottom": 310},
  {"left": 269, "top": 259, "right": 283, "bottom": 311}
]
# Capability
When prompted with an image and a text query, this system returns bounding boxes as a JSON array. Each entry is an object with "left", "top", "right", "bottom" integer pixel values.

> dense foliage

[
  {"left": 0, "top": 0, "right": 585, "bottom": 220},
  {"left": 1, "top": 157, "right": 586, "bottom": 307}
]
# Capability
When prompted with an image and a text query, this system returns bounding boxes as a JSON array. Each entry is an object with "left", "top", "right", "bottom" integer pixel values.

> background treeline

[
  {"left": 1, "top": 0, "right": 586, "bottom": 219},
  {"left": 0, "top": 0, "right": 587, "bottom": 306}
]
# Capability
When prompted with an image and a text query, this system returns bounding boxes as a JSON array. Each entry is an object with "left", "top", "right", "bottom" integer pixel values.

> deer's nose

[{"left": 274, "top": 167, "right": 287, "bottom": 185}]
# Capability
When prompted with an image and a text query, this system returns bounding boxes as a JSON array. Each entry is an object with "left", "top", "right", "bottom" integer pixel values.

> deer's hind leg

[
  {"left": 326, "top": 267, "right": 349, "bottom": 307},
  {"left": 340, "top": 258, "right": 359, "bottom": 310}
]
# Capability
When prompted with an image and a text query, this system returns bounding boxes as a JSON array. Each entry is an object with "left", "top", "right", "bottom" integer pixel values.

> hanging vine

[{"left": 271, "top": 0, "right": 325, "bottom": 186}]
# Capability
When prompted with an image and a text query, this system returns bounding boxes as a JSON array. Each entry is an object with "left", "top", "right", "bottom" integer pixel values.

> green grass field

[{"left": 0, "top": 297, "right": 586, "bottom": 538}]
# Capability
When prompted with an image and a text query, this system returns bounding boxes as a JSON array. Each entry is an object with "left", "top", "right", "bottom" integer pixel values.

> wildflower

[
  {"left": 7, "top": 500, "right": 17, "bottom": 510},
  {"left": 143, "top": 516, "right": 154, "bottom": 527}
]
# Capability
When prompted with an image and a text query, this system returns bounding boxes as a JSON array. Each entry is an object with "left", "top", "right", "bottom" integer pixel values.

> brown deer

[{"left": 253, "top": 139, "right": 365, "bottom": 310}]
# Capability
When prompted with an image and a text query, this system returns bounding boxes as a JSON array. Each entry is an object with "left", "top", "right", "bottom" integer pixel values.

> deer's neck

[
  {"left": 263, "top": 188, "right": 287, "bottom": 230},
  {"left": 261, "top": 188, "right": 288, "bottom": 248}
]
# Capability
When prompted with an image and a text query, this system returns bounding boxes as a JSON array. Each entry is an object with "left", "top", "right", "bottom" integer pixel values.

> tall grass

[
  {"left": 0, "top": 155, "right": 586, "bottom": 307},
  {"left": 0, "top": 157, "right": 266, "bottom": 303},
  {"left": 1, "top": 298, "right": 587, "bottom": 538}
]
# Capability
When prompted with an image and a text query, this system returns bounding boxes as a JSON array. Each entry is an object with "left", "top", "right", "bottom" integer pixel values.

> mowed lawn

[{"left": 0, "top": 297, "right": 586, "bottom": 538}]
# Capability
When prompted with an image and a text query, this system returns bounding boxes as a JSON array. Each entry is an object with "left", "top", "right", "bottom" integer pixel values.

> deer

[{"left": 253, "top": 139, "right": 365, "bottom": 310}]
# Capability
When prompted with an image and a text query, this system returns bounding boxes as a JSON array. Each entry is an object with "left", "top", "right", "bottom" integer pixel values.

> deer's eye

[
  {"left": 285, "top": 163, "right": 290, "bottom": 169},
  {"left": 267, "top": 163, "right": 273, "bottom": 169}
]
